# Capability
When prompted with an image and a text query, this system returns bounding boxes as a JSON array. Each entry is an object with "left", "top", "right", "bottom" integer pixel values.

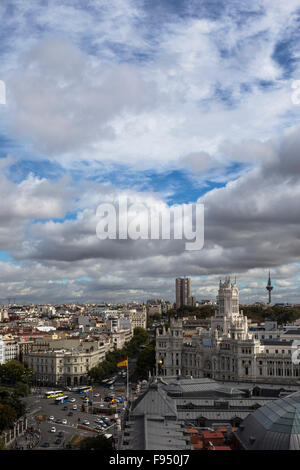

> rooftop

[{"left": 235, "top": 391, "right": 300, "bottom": 450}]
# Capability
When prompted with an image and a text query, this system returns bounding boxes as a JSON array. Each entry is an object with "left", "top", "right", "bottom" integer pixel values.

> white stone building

[
  {"left": 156, "top": 277, "right": 300, "bottom": 384},
  {"left": 124, "top": 308, "right": 147, "bottom": 330},
  {"left": 1, "top": 335, "right": 19, "bottom": 363},
  {"left": 0, "top": 308, "right": 9, "bottom": 322},
  {"left": 25, "top": 338, "right": 109, "bottom": 386},
  {"left": 0, "top": 336, "right": 5, "bottom": 364}
]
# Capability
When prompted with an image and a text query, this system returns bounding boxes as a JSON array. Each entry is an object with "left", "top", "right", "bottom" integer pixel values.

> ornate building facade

[{"left": 156, "top": 277, "right": 300, "bottom": 384}]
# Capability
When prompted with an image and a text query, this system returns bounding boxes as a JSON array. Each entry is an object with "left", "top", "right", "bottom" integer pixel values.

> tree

[
  {"left": 88, "top": 327, "right": 150, "bottom": 383},
  {"left": 79, "top": 434, "right": 114, "bottom": 450},
  {"left": 135, "top": 340, "right": 156, "bottom": 380},
  {"left": 0, "top": 390, "right": 26, "bottom": 419},
  {"left": 0, "top": 404, "right": 16, "bottom": 432},
  {"left": 0, "top": 437, "right": 6, "bottom": 450},
  {"left": 0, "top": 360, "right": 33, "bottom": 385},
  {"left": 14, "top": 382, "right": 30, "bottom": 397}
]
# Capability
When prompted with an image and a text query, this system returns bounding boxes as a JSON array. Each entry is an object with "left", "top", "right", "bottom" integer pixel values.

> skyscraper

[{"left": 176, "top": 277, "right": 191, "bottom": 309}]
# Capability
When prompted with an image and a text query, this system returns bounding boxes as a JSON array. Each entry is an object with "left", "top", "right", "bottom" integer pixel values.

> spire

[
  {"left": 267, "top": 270, "right": 272, "bottom": 286},
  {"left": 266, "top": 270, "right": 273, "bottom": 304}
]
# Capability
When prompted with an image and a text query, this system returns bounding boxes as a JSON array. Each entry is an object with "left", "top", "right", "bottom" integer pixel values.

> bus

[
  {"left": 55, "top": 395, "right": 69, "bottom": 405},
  {"left": 44, "top": 390, "right": 64, "bottom": 399},
  {"left": 76, "top": 386, "right": 93, "bottom": 394}
]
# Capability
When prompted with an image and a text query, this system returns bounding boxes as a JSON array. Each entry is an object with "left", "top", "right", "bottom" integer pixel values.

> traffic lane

[
  {"left": 24, "top": 387, "right": 123, "bottom": 434},
  {"left": 23, "top": 396, "right": 95, "bottom": 448},
  {"left": 38, "top": 414, "right": 98, "bottom": 449}
]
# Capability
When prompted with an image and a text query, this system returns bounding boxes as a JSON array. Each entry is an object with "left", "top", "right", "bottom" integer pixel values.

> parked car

[
  {"left": 58, "top": 431, "right": 64, "bottom": 438},
  {"left": 62, "top": 419, "right": 67, "bottom": 425},
  {"left": 42, "top": 442, "right": 49, "bottom": 447},
  {"left": 83, "top": 420, "right": 90, "bottom": 425},
  {"left": 67, "top": 411, "right": 73, "bottom": 416},
  {"left": 55, "top": 418, "right": 62, "bottom": 424},
  {"left": 70, "top": 398, "right": 76, "bottom": 402},
  {"left": 94, "top": 393, "right": 100, "bottom": 397},
  {"left": 63, "top": 406, "right": 68, "bottom": 410},
  {"left": 55, "top": 438, "right": 62, "bottom": 445},
  {"left": 72, "top": 404, "right": 77, "bottom": 410},
  {"left": 49, "top": 416, "right": 55, "bottom": 421},
  {"left": 50, "top": 427, "right": 56, "bottom": 433}
]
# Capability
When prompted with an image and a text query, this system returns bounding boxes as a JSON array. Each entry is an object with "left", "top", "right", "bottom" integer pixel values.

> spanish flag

[{"left": 117, "top": 358, "right": 128, "bottom": 368}]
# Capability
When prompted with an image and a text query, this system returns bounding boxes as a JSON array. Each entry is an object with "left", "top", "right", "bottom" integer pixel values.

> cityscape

[
  {"left": 1, "top": 0, "right": 300, "bottom": 459},
  {"left": 1, "top": 274, "right": 300, "bottom": 452}
]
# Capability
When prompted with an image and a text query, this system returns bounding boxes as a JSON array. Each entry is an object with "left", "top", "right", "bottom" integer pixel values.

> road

[{"left": 17, "top": 382, "right": 127, "bottom": 450}]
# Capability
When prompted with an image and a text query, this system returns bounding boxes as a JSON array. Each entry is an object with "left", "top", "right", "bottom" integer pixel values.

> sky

[{"left": 1, "top": 0, "right": 300, "bottom": 304}]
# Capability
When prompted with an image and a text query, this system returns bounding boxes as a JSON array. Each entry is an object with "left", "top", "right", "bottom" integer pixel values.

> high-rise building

[{"left": 176, "top": 277, "right": 191, "bottom": 309}]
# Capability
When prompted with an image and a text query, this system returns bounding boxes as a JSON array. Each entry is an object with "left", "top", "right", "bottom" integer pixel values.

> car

[
  {"left": 55, "top": 418, "right": 62, "bottom": 424},
  {"left": 42, "top": 442, "right": 50, "bottom": 447},
  {"left": 70, "top": 398, "right": 76, "bottom": 402},
  {"left": 49, "top": 416, "right": 55, "bottom": 421},
  {"left": 67, "top": 411, "right": 73, "bottom": 416},
  {"left": 72, "top": 405, "right": 77, "bottom": 410},
  {"left": 62, "top": 419, "right": 67, "bottom": 425},
  {"left": 83, "top": 420, "right": 90, "bottom": 425},
  {"left": 94, "top": 393, "right": 100, "bottom": 397},
  {"left": 55, "top": 438, "right": 62, "bottom": 445},
  {"left": 58, "top": 431, "right": 64, "bottom": 438},
  {"left": 50, "top": 427, "right": 56, "bottom": 433},
  {"left": 63, "top": 406, "right": 68, "bottom": 410}
]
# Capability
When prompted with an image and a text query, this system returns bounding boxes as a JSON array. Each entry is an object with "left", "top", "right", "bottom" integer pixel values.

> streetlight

[{"left": 157, "top": 360, "right": 163, "bottom": 377}]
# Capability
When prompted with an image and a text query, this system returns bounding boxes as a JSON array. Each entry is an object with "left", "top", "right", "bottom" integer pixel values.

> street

[{"left": 14, "top": 383, "right": 126, "bottom": 450}]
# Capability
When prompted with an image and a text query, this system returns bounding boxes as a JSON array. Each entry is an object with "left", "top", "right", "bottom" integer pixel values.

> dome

[{"left": 235, "top": 391, "right": 300, "bottom": 450}]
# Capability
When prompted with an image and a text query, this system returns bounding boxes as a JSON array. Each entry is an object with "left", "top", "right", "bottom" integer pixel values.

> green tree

[
  {"left": 79, "top": 434, "right": 114, "bottom": 450},
  {"left": 0, "top": 404, "right": 16, "bottom": 432},
  {"left": 135, "top": 340, "right": 156, "bottom": 380},
  {"left": 0, "top": 360, "right": 33, "bottom": 385},
  {"left": 14, "top": 382, "right": 30, "bottom": 397},
  {"left": 0, "top": 437, "right": 6, "bottom": 450},
  {"left": 88, "top": 327, "right": 150, "bottom": 383}
]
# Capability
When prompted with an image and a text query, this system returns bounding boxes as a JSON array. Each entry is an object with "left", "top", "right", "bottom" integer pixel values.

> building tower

[
  {"left": 266, "top": 271, "right": 273, "bottom": 304},
  {"left": 175, "top": 277, "right": 191, "bottom": 309}
]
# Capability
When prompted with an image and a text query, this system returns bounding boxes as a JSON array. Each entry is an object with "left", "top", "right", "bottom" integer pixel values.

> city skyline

[{"left": 1, "top": 2, "right": 300, "bottom": 303}]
